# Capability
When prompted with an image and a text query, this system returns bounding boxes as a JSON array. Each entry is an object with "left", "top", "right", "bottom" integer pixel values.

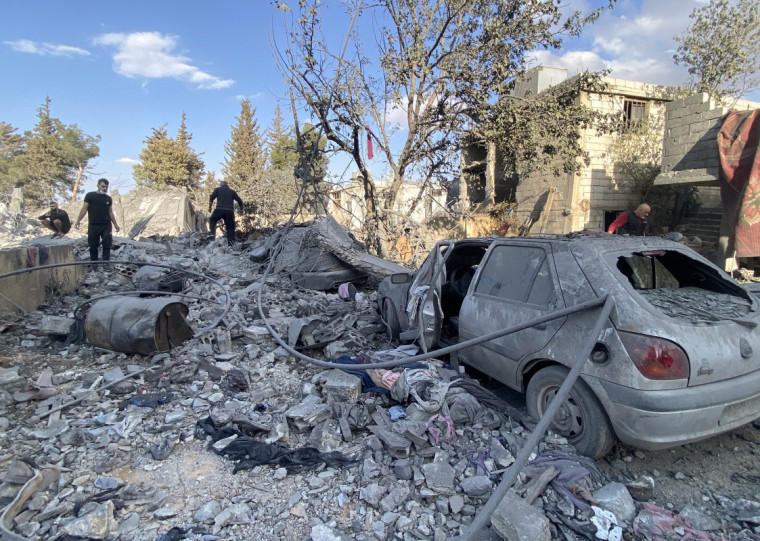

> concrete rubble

[{"left": 1, "top": 213, "right": 760, "bottom": 540}]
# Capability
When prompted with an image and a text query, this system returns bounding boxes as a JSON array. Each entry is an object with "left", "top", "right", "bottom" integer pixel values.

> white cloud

[
  {"left": 235, "top": 93, "right": 264, "bottom": 101},
  {"left": 4, "top": 39, "right": 90, "bottom": 57},
  {"left": 529, "top": 48, "right": 688, "bottom": 87},
  {"left": 93, "top": 31, "right": 234, "bottom": 90},
  {"left": 116, "top": 157, "right": 139, "bottom": 164},
  {"left": 385, "top": 102, "right": 408, "bottom": 131},
  {"left": 527, "top": 0, "right": 706, "bottom": 88}
]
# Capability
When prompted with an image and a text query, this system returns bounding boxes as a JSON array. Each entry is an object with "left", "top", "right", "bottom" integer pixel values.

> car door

[
  {"left": 458, "top": 241, "right": 566, "bottom": 388},
  {"left": 403, "top": 241, "right": 451, "bottom": 352}
]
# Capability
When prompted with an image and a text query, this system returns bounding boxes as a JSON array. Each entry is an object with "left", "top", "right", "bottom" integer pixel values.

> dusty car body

[{"left": 377, "top": 234, "right": 760, "bottom": 457}]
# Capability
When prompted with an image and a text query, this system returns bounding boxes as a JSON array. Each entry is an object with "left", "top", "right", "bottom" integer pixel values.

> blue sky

[{"left": 1, "top": 0, "right": 748, "bottom": 196}]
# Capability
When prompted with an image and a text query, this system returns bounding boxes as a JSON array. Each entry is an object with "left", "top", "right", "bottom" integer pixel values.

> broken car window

[
  {"left": 475, "top": 245, "right": 555, "bottom": 305},
  {"left": 616, "top": 250, "right": 754, "bottom": 321}
]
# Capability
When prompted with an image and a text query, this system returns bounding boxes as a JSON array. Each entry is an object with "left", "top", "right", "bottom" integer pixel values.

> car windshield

[{"left": 616, "top": 250, "right": 753, "bottom": 322}]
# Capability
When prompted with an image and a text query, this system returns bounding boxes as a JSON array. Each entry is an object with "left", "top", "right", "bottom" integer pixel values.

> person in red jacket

[{"left": 608, "top": 203, "right": 650, "bottom": 236}]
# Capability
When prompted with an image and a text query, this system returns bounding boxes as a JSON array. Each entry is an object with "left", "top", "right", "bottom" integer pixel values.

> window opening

[{"left": 623, "top": 99, "right": 647, "bottom": 129}]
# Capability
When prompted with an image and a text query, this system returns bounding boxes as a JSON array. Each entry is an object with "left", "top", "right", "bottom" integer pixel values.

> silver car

[{"left": 377, "top": 234, "right": 760, "bottom": 457}]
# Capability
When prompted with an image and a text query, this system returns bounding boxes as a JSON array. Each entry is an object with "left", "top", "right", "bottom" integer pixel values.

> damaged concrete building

[
  {"left": 459, "top": 67, "right": 674, "bottom": 235},
  {"left": 328, "top": 173, "right": 448, "bottom": 233}
]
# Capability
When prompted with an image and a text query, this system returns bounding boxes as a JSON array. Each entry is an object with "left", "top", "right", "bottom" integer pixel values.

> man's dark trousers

[
  {"left": 209, "top": 209, "right": 236, "bottom": 246},
  {"left": 88, "top": 223, "right": 113, "bottom": 261}
]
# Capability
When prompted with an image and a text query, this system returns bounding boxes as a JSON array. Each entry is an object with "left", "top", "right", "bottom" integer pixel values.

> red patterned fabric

[{"left": 719, "top": 109, "right": 760, "bottom": 256}]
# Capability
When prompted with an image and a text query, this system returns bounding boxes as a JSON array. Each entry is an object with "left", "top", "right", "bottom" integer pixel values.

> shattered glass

[{"left": 638, "top": 287, "right": 753, "bottom": 322}]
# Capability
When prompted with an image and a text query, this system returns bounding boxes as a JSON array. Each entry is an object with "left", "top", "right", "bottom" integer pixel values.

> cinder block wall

[
  {"left": 657, "top": 93, "right": 760, "bottom": 208},
  {"left": 661, "top": 93, "right": 727, "bottom": 180}
]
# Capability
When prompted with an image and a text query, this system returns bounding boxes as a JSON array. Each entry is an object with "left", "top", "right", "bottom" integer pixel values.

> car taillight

[{"left": 618, "top": 331, "right": 690, "bottom": 380}]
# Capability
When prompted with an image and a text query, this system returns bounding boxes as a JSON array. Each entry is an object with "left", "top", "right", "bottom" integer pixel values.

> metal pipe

[
  {"left": 458, "top": 295, "right": 615, "bottom": 540},
  {"left": 0, "top": 259, "right": 230, "bottom": 337},
  {"left": 257, "top": 294, "right": 605, "bottom": 370}
]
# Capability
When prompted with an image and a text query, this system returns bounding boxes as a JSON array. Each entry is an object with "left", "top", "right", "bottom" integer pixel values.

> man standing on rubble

[
  {"left": 38, "top": 201, "right": 71, "bottom": 239},
  {"left": 208, "top": 180, "right": 244, "bottom": 246},
  {"left": 75, "top": 178, "right": 121, "bottom": 261},
  {"left": 608, "top": 203, "right": 650, "bottom": 236}
]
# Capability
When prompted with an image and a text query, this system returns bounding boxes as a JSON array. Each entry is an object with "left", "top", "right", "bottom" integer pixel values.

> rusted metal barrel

[{"left": 85, "top": 296, "right": 195, "bottom": 354}]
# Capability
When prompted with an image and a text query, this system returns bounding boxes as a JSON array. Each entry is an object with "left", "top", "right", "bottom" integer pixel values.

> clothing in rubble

[{"left": 196, "top": 416, "right": 356, "bottom": 474}]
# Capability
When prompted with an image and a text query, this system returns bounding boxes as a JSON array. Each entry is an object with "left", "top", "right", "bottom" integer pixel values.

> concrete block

[
  {"left": 491, "top": 492, "right": 551, "bottom": 541},
  {"left": 316, "top": 369, "right": 362, "bottom": 403},
  {"left": 689, "top": 120, "right": 720, "bottom": 135},
  {"left": 668, "top": 124, "right": 690, "bottom": 138},
  {"left": 700, "top": 109, "right": 728, "bottom": 121},
  {"left": 285, "top": 394, "right": 332, "bottom": 430},
  {"left": 688, "top": 101, "right": 716, "bottom": 115},
  {"left": 40, "top": 315, "right": 73, "bottom": 336},
  {"left": 593, "top": 482, "right": 636, "bottom": 523}
]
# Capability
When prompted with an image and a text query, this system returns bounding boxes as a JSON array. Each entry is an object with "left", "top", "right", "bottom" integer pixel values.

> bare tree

[{"left": 274, "top": 0, "right": 613, "bottom": 255}]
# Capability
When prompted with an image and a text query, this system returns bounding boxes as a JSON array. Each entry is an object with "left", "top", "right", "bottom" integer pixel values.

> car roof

[{"left": 448, "top": 233, "right": 688, "bottom": 252}]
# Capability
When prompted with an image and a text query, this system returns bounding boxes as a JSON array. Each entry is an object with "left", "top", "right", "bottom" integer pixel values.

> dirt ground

[
  {"left": 481, "top": 370, "right": 760, "bottom": 526},
  {"left": 600, "top": 422, "right": 760, "bottom": 511}
]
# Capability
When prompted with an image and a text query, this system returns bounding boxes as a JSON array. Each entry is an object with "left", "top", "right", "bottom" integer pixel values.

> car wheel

[
  {"left": 382, "top": 299, "right": 400, "bottom": 340},
  {"left": 526, "top": 365, "right": 616, "bottom": 458}
]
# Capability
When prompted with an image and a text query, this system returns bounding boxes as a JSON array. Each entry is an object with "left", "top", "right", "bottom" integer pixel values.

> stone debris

[{"left": 1, "top": 219, "right": 760, "bottom": 540}]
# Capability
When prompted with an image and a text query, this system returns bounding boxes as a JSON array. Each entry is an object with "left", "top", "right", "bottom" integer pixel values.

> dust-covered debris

[{"left": 1, "top": 218, "right": 760, "bottom": 541}]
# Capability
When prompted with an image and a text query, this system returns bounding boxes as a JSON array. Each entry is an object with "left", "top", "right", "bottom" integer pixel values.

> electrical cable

[{"left": 0, "top": 259, "right": 230, "bottom": 337}]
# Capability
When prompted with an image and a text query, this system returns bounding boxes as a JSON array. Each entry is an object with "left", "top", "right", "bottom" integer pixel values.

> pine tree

[
  {"left": 0, "top": 122, "right": 25, "bottom": 202},
  {"left": 176, "top": 112, "right": 204, "bottom": 190},
  {"left": 267, "top": 100, "right": 290, "bottom": 148},
  {"left": 222, "top": 98, "right": 266, "bottom": 200},
  {"left": 23, "top": 97, "right": 66, "bottom": 202},
  {"left": 133, "top": 116, "right": 205, "bottom": 190}
]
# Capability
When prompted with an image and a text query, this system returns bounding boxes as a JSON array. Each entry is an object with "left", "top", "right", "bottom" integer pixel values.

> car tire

[
  {"left": 526, "top": 365, "right": 616, "bottom": 458},
  {"left": 382, "top": 299, "right": 400, "bottom": 340}
]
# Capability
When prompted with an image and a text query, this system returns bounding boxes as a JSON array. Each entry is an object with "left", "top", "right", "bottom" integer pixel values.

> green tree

[
  {"left": 133, "top": 117, "right": 205, "bottom": 190},
  {"left": 674, "top": 0, "right": 760, "bottom": 100},
  {"left": 266, "top": 101, "right": 289, "bottom": 160},
  {"left": 0, "top": 122, "right": 25, "bottom": 202},
  {"left": 20, "top": 97, "right": 100, "bottom": 204},
  {"left": 176, "top": 112, "right": 204, "bottom": 190},
  {"left": 605, "top": 113, "right": 665, "bottom": 197},
  {"left": 480, "top": 73, "right": 617, "bottom": 182},
  {"left": 61, "top": 124, "right": 101, "bottom": 202},
  {"left": 268, "top": 128, "right": 297, "bottom": 172},
  {"left": 276, "top": 0, "right": 613, "bottom": 255},
  {"left": 222, "top": 98, "right": 266, "bottom": 199},
  {"left": 23, "top": 98, "right": 68, "bottom": 203},
  {"left": 248, "top": 168, "right": 301, "bottom": 226}
]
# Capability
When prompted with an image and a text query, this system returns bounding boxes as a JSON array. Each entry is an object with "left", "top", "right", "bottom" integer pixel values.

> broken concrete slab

[
  {"left": 593, "top": 481, "right": 636, "bottom": 524},
  {"left": 315, "top": 369, "right": 362, "bottom": 403},
  {"left": 491, "top": 492, "right": 551, "bottom": 541},
  {"left": 39, "top": 316, "right": 73, "bottom": 336},
  {"left": 285, "top": 394, "right": 332, "bottom": 430}
]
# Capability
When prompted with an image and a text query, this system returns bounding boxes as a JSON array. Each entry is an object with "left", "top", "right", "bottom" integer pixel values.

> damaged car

[{"left": 378, "top": 234, "right": 760, "bottom": 458}]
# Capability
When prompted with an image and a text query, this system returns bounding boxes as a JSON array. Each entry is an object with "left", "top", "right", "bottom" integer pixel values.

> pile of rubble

[{"left": 1, "top": 223, "right": 760, "bottom": 541}]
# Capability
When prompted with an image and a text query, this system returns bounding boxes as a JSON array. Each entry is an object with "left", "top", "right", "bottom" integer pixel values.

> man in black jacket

[
  {"left": 39, "top": 201, "right": 71, "bottom": 238},
  {"left": 208, "top": 180, "right": 244, "bottom": 246}
]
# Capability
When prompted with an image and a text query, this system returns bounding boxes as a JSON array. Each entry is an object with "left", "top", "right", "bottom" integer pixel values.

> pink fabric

[{"left": 381, "top": 371, "right": 400, "bottom": 389}]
